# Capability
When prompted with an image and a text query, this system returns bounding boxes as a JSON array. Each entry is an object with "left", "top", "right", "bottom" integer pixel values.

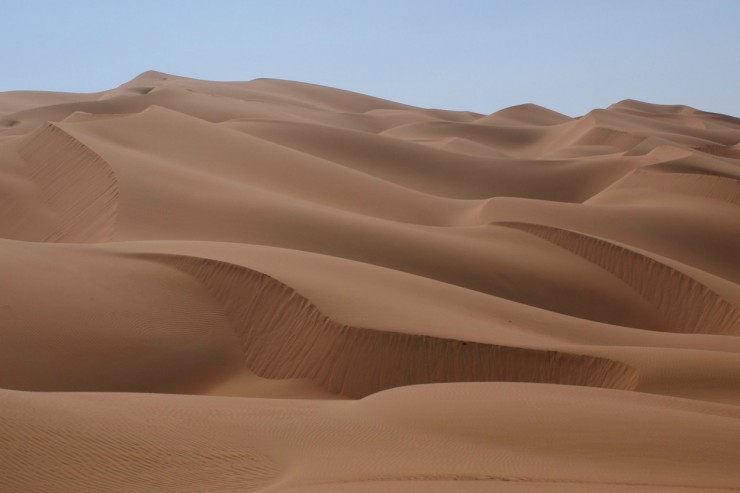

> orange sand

[{"left": 1, "top": 71, "right": 739, "bottom": 491}]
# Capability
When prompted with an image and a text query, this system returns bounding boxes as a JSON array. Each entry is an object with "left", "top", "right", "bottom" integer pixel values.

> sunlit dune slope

[{"left": 1, "top": 71, "right": 739, "bottom": 492}]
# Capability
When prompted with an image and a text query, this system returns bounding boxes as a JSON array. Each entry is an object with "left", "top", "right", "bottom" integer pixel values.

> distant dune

[{"left": 1, "top": 71, "right": 739, "bottom": 492}]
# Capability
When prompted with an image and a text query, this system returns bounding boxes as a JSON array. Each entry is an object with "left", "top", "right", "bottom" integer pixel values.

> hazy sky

[{"left": 3, "top": 0, "right": 739, "bottom": 116}]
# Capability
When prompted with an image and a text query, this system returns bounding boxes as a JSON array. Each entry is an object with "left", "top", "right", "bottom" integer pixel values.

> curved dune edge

[
  {"left": 141, "top": 253, "right": 640, "bottom": 397},
  {"left": 16, "top": 122, "right": 119, "bottom": 242},
  {"left": 570, "top": 124, "right": 647, "bottom": 151},
  {"left": 587, "top": 168, "right": 740, "bottom": 206},
  {"left": 696, "top": 143, "right": 740, "bottom": 159},
  {"left": 497, "top": 222, "right": 740, "bottom": 335}
]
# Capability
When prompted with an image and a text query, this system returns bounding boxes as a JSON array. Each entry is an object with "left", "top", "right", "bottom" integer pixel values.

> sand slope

[{"left": 1, "top": 71, "right": 739, "bottom": 491}]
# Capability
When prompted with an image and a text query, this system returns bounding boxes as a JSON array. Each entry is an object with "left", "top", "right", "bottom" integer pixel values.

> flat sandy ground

[{"left": 1, "top": 71, "right": 739, "bottom": 492}]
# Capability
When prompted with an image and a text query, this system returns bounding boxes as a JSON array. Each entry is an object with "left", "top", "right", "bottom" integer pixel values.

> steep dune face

[
  {"left": 498, "top": 222, "right": 740, "bottom": 335},
  {"left": 1, "top": 72, "right": 739, "bottom": 491},
  {"left": 15, "top": 123, "right": 118, "bottom": 242},
  {"left": 150, "top": 254, "right": 639, "bottom": 397}
]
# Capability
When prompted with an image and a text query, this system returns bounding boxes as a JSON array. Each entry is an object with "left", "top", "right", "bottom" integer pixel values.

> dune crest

[
  {"left": 1, "top": 72, "right": 739, "bottom": 491},
  {"left": 149, "top": 253, "right": 639, "bottom": 397}
]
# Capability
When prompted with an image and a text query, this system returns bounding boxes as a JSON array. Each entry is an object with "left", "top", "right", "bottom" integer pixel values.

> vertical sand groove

[
  {"left": 16, "top": 123, "right": 119, "bottom": 242},
  {"left": 143, "top": 254, "right": 639, "bottom": 397},
  {"left": 498, "top": 222, "right": 740, "bottom": 335}
]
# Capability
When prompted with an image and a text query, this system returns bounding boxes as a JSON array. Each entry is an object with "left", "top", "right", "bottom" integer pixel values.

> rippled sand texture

[{"left": 1, "top": 71, "right": 739, "bottom": 492}]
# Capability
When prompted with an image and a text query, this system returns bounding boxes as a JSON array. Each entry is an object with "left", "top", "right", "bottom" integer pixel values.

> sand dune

[{"left": 1, "top": 71, "right": 739, "bottom": 491}]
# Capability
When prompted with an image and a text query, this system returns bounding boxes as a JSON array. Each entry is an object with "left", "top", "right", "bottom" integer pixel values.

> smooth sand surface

[{"left": 1, "top": 71, "right": 739, "bottom": 491}]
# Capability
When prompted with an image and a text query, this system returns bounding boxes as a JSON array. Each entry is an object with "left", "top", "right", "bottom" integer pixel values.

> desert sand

[{"left": 1, "top": 71, "right": 739, "bottom": 492}]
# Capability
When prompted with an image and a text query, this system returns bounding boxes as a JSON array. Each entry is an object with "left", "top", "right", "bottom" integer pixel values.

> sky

[{"left": 2, "top": 0, "right": 739, "bottom": 117}]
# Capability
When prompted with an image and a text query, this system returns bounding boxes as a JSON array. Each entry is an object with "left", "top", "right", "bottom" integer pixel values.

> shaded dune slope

[
  {"left": 498, "top": 222, "right": 740, "bottom": 335},
  {"left": 147, "top": 253, "right": 639, "bottom": 397},
  {"left": 15, "top": 123, "right": 119, "bottom": 242}
]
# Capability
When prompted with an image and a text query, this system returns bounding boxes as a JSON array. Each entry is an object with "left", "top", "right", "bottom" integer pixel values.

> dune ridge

[
  {"left": 499, "top": 222, "right": 740, "bottom": 335},
  {"left": 0, "top": 71, "right": 739, "bottom": 491},
  {"left": 149, "top": 253, "right": 639, "bottom": 397}
]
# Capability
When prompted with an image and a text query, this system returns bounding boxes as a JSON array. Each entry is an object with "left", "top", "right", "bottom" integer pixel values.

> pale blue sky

[{"left": 2, "top": 0, "right": 739, "bottom": 116}]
